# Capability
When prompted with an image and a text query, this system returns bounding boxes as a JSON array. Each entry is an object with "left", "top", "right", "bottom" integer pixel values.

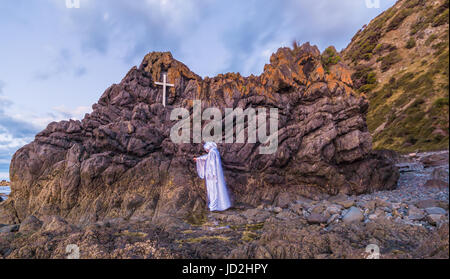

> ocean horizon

[{"left": 0, "top": 186, "right": 11, "bottom": 196}]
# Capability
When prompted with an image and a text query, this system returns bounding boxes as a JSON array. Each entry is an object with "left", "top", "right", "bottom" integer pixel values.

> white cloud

[
  {"left": 10, "top": 105, "right": 92, "bottom": 130},
  {"left": 53, "top": 105, "right": 92, "bottom": 120},
  {"left": 0, "top": 131, "right": 31, "bottom": 151}
]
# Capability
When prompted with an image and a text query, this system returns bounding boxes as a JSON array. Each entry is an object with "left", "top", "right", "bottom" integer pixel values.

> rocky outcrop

[{"left": 0, "top": 43, "right": 398, "bottom": 225}]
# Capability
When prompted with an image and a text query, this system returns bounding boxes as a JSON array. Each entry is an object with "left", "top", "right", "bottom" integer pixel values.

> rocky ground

[{"left": 0, "top": 151, "right": 447, "bottom": 259}]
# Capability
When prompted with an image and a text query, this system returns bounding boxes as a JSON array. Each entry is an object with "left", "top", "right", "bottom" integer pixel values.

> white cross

[{"left": 155, "top": 73, "right": 174, "bottom": 107}]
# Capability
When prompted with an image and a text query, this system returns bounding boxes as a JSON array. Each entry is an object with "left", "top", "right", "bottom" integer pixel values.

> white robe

[{"left": 196, "top": 147, "right": 232, "bottom": 211}]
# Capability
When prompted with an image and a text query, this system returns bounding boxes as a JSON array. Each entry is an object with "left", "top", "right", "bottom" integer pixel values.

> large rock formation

[{"left": 0, "top": 43, "right": 398, "bottom": 225}]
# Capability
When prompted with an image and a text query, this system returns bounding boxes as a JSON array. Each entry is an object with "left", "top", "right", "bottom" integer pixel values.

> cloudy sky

[{"left": 0, "top": 0, "right": 395, "bottom": 180}]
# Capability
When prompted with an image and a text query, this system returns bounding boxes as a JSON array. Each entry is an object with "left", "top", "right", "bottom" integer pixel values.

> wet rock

[
  {"left": 337, "top": 199, "right": 355, "bottom": 209},
  {"left": 342, "top": 207, "right": 364, "bottom": 223}
]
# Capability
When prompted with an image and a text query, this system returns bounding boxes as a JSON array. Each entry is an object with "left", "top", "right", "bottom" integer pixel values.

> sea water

[{"left": 0, "top": 186, "right": 11, "bottom": 199}]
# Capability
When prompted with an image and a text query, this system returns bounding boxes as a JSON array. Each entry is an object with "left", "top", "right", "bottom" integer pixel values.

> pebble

[
  {"left": 368, "top": 214, "right": 378, "bottom": 220},
  {"left": 307, "top": 213, "right": 328, "bottom": 224},
  {"left": 342, "top": 207, "right": 364, "bottom": 224},
  {"left": 337, "top": 200, "right": 355, "bottom": 209},
  {"left": 326, "top": 205, "right": 342, "bottom": 215}
]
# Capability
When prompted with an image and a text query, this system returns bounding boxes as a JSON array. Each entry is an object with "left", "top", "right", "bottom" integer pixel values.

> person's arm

[
  {"left": 195, "top": 154, "right": 208, "bottom": 179},
  {"left": 195, "top": 154, "right": 208, "bottom": 162}
]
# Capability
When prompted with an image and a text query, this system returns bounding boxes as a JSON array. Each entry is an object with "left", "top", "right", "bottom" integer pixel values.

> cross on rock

[{"left": 155, "top": 73, "right": 174, "bottom": 107}]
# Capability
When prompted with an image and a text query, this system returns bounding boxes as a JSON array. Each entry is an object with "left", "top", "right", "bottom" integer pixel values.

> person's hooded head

[{"left": 203, "top": 142, "right": 217, "bottom": 152}]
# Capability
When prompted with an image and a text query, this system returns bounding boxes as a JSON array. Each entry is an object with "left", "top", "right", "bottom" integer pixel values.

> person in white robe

[{"left": 194, "top": 142, "right": 232, "bottom": 212}]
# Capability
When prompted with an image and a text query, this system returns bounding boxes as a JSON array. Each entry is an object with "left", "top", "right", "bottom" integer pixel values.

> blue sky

[{"left": 0, "top": 0, "right": 395, "bottom": 180}]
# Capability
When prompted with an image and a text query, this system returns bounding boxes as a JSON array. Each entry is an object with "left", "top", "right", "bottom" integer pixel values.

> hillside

[{"left": 342, "top": 0, "right": 449, "bottom": 153}]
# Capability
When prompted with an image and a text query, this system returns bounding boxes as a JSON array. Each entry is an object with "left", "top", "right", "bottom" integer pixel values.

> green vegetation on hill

[
  {"left": 343, "top": 0, "right": 449, "bottom": 153},
  {"left": 321, "top": 46, "right": 341, "bottom": 72}
]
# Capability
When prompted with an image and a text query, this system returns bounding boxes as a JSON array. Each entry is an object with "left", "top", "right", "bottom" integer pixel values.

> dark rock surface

[{"left": 0, "top": 43, "right": 398, "bottom": 225}]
